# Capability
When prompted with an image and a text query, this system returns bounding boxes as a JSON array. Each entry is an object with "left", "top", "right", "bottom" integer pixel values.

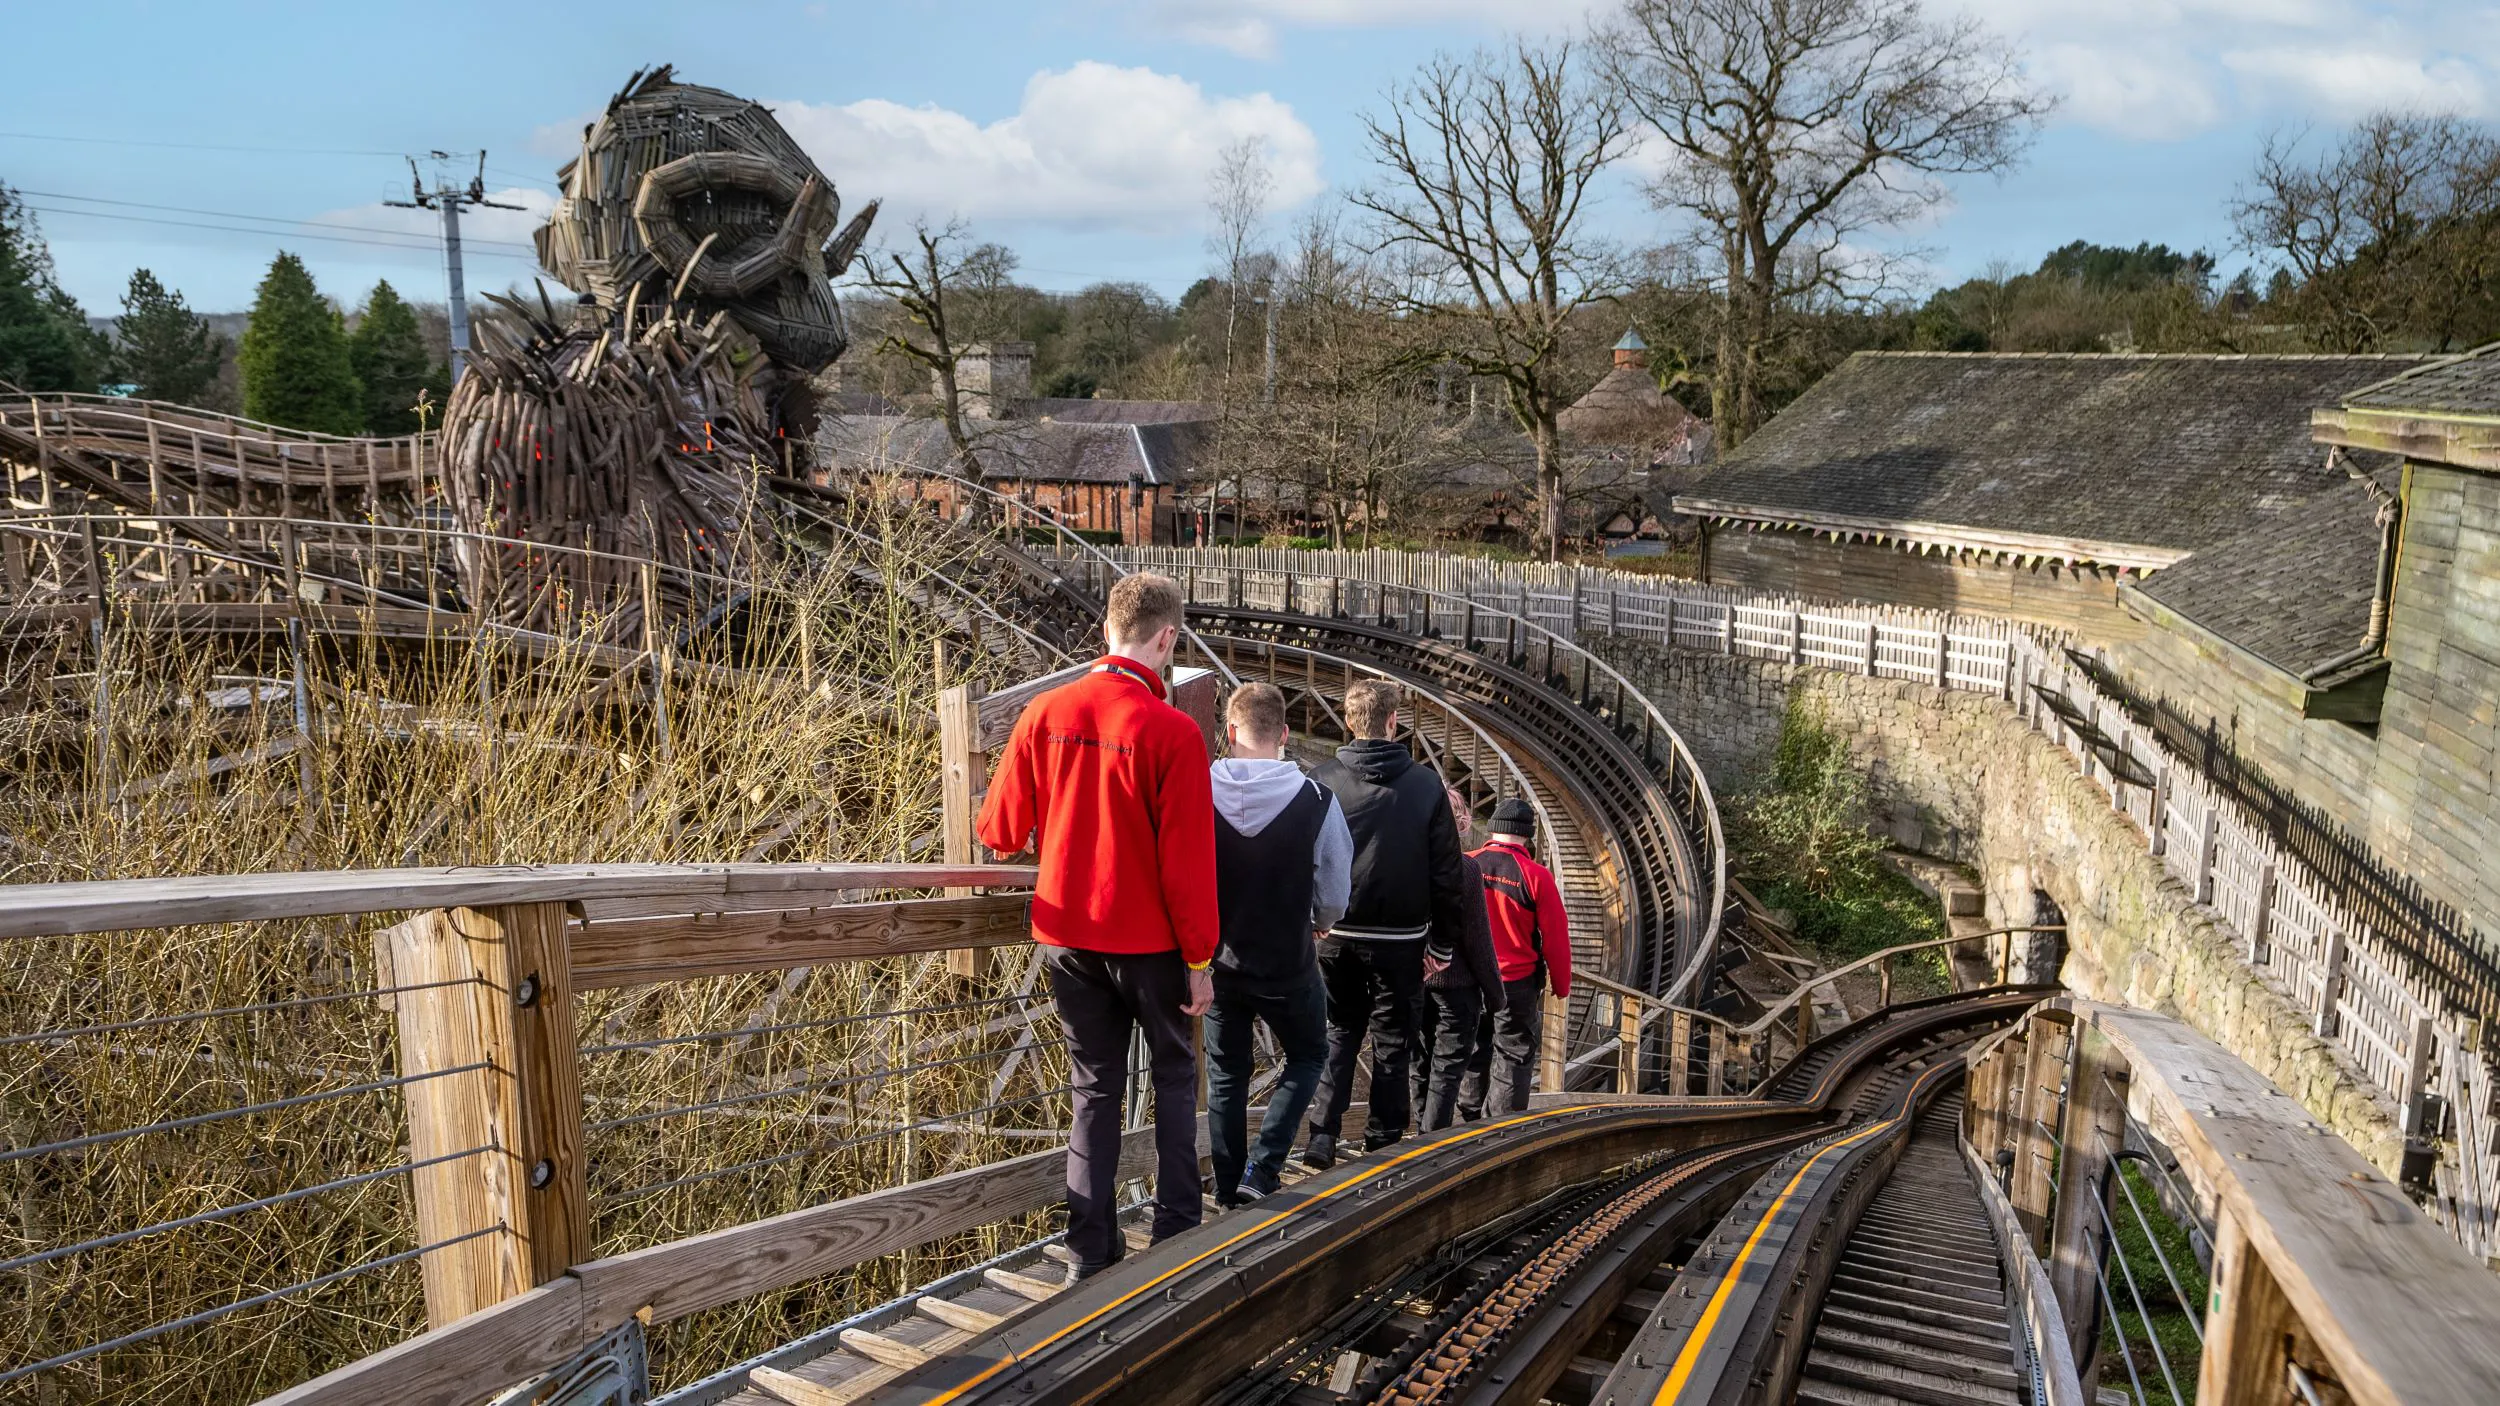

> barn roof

[
  {"left": 1675, "top": 352, "right": 2420, "bottom": 569},
  {"left": 814, "top": 415, "right": 1209, "bottom": 486}
]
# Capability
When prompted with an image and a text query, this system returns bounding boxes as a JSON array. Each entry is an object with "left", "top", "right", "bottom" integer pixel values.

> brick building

[{"left": 1674, "top": 353, "right": 2423, "bottom": 638}]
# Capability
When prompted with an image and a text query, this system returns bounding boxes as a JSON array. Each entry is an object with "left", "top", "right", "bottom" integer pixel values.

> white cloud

[
  {"left": 769, "top": 62, "right": 1324, "bottom": 231},
  {"left": 1945, "top": 0, "right": 2500, "bottom": 139},
  {"left": 1140, "top": 0, "right": 1604, "bottom": 54},
  {"left": 313, "top": 187, "right": 559, "bottom": 257}
]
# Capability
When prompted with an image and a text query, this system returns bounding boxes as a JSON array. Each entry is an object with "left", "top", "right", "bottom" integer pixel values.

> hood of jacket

[
  {"left": 1332, "top": 738, "right": 1414, "bottom": 785},
  {"left": 1210, "top": 757, "right": 1312, "bottom": 837}
]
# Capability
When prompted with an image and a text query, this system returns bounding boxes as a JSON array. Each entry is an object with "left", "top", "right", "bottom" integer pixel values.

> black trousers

[
  {"left": 1041, "top": 945, "right": 1201, "bottom": 1272},
  {"left": 1486, "top": 976, "right": 1546, "bottom": 1115},
  {"left": 1410, "top": 983, "right": 1484, "bottom": 1133},
  {"left": 1309, "top": 937, "right": 1424, "bottom": 1146}
]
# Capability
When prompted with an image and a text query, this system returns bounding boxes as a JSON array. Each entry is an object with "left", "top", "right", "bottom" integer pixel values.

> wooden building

[
  {"left": 1673, "top": 352, "right": 2423, "bottom": 640},
  {"left": 813, "top": 346, "right": 1215, "bottom": 545}
]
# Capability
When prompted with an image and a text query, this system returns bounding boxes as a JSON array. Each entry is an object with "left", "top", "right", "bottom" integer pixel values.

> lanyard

[{"left": 1092, "top": 659, "right": 1159, "bottom": 692}]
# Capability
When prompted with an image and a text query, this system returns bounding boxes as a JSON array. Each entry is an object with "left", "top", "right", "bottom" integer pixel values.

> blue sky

[{"left": 3, "top": 0, "right": 2493, "bottom": 317}]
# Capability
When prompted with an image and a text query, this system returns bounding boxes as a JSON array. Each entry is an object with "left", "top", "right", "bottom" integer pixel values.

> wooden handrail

[
  {"left": 0, "top": 861, "right": 1038, "bottom": 939},
  {"left": 1968, "top": 997, "right": 2500, "bottom": 1406}
]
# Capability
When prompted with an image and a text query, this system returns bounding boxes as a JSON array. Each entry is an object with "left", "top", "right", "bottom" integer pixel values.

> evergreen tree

[
  {"left": 0, "top": 185, "right": 108, "bottom": 392},
  {"left": 112, "top": 268, "right": 224, "bottom": 405},
  {"left": 238, "top": 252, "right": 361, "bottom": 433},
  {"left": 346, "top": 280, "right": 444, "bottom": 434}
]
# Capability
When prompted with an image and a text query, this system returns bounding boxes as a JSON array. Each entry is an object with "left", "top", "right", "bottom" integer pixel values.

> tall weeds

[{"left": 0, "top": 512, "right": 1069, "bottom": 1402}]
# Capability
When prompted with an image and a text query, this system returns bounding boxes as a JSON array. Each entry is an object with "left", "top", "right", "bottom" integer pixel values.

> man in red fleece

[
  {"left": 977, "top": 572, "right": 1217, "bottom": 1281},
  {"left": 1472, "top": 797, "right": 1570, "bottom": 1114}
]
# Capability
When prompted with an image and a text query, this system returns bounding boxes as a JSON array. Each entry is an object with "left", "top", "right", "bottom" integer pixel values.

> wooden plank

[
  {"left": 749, "top": 1365, "right": 846, "bottom": 1406},
  {"left": 0, "top": 861, "right": 1038, "bottom": 939},
  {"left": 938, "top": 681, "right": 992, "bottom": 981},
  {"left": 573, "top": 1116, "right": 1185, "bottom": 1329},
  {"left": 2087, "top": 1001, "right": 2500, "bottom": 1406},
  {"left": 568, "top": 894, "right": 1034, "bottom": 988},
  {"left": 249, "top": 1278, "right": 591, "bottom": 1406},
  {"left": 388, "top": 904, "right": 588, "bottom": 1327},
  {"left": 252, "top": 1123, "right": 1176, "bottom": 1406}
]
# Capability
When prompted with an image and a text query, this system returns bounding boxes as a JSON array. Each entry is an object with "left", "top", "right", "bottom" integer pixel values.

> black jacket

[
  {"left": 1427, "top": 852, "right": 1504, "bottom": 997},
  {"left": 1313, "top": 739, "right": 1466, "bottom": 962}
]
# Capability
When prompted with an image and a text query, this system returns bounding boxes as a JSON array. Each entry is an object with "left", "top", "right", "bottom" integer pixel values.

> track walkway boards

[{"left": 1796, "top": 1099, "right": 2021, "bottom": 1406}]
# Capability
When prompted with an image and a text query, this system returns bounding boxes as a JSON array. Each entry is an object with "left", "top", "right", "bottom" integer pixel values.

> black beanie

[{"left": 1490, "top": 797, "right": 1536, "bottom": 837}]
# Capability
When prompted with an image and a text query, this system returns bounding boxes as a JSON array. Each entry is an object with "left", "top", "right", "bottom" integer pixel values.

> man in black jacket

[
  {"left": 1412, "top": 785, "right": 1503, "bottom": 1131},
  {"left": 1303, "top": 680, "right": 1469, "bottom": 1167}
]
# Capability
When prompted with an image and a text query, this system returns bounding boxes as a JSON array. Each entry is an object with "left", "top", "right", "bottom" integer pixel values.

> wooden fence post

[
  {"left": 1539, "top": 989, "right": 1568, "bottom": 1093},
  {"left": 1618, "top": 993, "right": 1640, "bottom": 1094},
  {"left": 2050, "top": 1023, "right": 2129, "bottom": 1354},
  {"left": 2249, "top": 862, "right": 2276, "bottom": 965},
  {"left": 1706, "top": 1025, "right": 1727, "bottom": 1096},
  {"left": 1935, "top": 627, "right": 1950, "bottom": 688},
  {"left": 387, "top": 903, "right": 587, "bottom": 1330},
  {"left": 2316, "top": 924, "right": 2346, "bottom": 1038},
  {"left": 2195, "top": 803, "right": 2221, "bottom": 905},
  {"left": 1862, "top": 620, "right": 1878, "bottom": 676},
  {"left": 1669, "top": 1009, "right": 1693, "bottom": 1096},
  {"left": 2148, "top": 762, "right": 2171, "bottom": 857},
  {"left": 939, "top": 681, "right": 992, "bottom": 980},
  {"left": 1788, "top": 610, "right": 1804, "bottom": 664}
]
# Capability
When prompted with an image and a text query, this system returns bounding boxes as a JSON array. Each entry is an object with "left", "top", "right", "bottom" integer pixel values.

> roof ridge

[
  {"left": 1854, "top": 350, "right": 2433, "bottom": 362},
  {"left": 2337, "top": 338, "right": 2500, "bottom": 404}
]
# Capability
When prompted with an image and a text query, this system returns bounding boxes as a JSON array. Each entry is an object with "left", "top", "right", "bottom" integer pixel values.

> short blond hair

[
  {"left": 1105, "top": 572, "right": 1184, "bottom": 645},
  {"left": 1344, "top": 680, "right": 1400, "bottom": 739},
  {"left": 1226, "top": 682, "right": 1288, "bottom": 743}
]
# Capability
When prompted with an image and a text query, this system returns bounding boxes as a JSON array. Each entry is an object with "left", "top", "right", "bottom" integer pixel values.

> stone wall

[{"left": 1603, "top": 636, "right": 2407, "bottom": 1172}]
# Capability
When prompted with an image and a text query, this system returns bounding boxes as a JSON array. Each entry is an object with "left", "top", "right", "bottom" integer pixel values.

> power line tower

[{"left": 388, "top": 150, "right": 524, "bottom": 385}]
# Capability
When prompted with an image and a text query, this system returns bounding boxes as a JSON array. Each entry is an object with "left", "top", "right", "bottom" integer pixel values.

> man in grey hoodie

[{"left": 1207, "top": 683, "right": 1352, "bottom": 1204}]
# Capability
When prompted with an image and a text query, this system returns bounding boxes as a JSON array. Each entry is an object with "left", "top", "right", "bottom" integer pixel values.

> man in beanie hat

[
  {"left": 1411, "top": 786, "right": 1503, "bottom": 1131},
  {"left": 1471, "top": 797, "right": 1570, "bottom": 1113}
]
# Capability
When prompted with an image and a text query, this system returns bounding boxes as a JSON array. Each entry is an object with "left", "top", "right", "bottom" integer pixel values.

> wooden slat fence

[{"left": 1109, "top": 545, "right": 2499, "bottom": 1258}]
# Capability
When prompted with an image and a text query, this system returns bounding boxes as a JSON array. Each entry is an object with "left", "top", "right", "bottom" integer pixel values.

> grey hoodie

[{"left": 1209, "top": 757, "right": 1353, "bottom": 932}]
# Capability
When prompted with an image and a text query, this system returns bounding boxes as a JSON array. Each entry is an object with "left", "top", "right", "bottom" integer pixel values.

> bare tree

[
  {"left": 1208, "top": 137, "right": 1276, "bottom": 377},
  {"left": 857, "top": 221, "right": 1019, "bottom": 493},
  {"left": 1355, "top": 40, "right": 1633, "bottom": 560},
  {"left": 2232, "top": 113, "right": 2500, "bottom": 352},
  {"left": 1603, "top": 0, "right": 2048, "bottom": 445}
]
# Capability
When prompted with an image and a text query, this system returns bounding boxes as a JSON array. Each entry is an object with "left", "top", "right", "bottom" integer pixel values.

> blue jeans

[{"left": 1205, "top": 975, "right": 1328, "bottom": 1196}]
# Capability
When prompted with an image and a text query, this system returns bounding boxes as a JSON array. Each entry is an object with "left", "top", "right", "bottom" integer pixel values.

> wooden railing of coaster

[
  {"left": 1962, "top": 997, "right": 2500, "bottom": 1406},
  {"left": 0, "top": 862, "right": 1116, "bottom": 1406}
]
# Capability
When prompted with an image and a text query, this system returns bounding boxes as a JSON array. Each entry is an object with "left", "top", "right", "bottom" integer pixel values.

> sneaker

[
  {"left": 1362, "top": 1131, "right": 1406, "bottom": 1153},
  {"left": 1213, "top": 1185, "right": 1247, "bottom": 1209},
  {"left": 1241, "top": 1165, "right": 1280, "bottom": 1199},
  {"left": 1061, "top": 1254, "right": 1121, "bottom": 1288},
  {"left": 1299, "top": 1133, "right": 1337, "bottom": 1171}
]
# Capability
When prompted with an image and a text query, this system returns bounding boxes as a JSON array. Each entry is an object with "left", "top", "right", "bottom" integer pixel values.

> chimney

[
  {"left": 1613, "top": 328, "right": 1650, "bottom": 371},
  {"left": 948, "top": 341, "right": 1034, "bottom": 419}
]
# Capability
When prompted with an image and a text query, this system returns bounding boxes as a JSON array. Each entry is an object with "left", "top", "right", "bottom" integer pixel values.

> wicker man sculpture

[{"left": 440, "top": 66, "right": 876, "bottom": 631}]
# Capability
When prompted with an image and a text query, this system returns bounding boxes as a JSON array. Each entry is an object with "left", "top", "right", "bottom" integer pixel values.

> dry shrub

[{"left": 0, "top": 512, "right": 1071, "bottom": 1402}]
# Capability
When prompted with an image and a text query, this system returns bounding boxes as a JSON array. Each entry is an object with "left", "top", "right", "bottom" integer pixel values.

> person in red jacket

[
  {"left": 977, "top": 572, "right": 1217, "bottom": 1281},
  {"left": 1471, "top": 797, "right": 1570, "bottom": 1114}
]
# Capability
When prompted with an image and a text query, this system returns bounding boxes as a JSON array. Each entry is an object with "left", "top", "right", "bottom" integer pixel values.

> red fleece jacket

[
  {"left": 1471, "top": 837, "right": 1571, "bottom": 997},
  {"left": 976, "top": 657, "right": 1219, "bottom": 967}
]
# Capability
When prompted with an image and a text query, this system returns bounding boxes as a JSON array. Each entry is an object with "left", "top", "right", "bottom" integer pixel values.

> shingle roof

[
  {"left": 1675, "top": 352, "right": 2421, "bottom": 566},
  {"left": 1029, "top": 398, "right": 1218, "bottom": 425},
  {"left": 1558, "top": 365, "right": 1710, "bottom": 452},
  {"left": 2126, "top": 468, "right": 2393, "bottom": 679},
  {"left": 2340, "top": 342, "right": 2500, "bottom": 416},
  {"left": 815, "top": 415, "right": 1209, "bottom": 485}
]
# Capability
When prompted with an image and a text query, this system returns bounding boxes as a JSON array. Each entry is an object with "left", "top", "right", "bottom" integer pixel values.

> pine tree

[
  {"left": 112, "top": 268, "right": 225, "bottom": 405},
  {"left": 238, "top": 252, "right": 361, "bottom": 434},
  {"left": 346, "top": 280, "right": 442, "bottom": 435},
  {"left": 0, "top": 185, "right": 108, "bottom": 392}
]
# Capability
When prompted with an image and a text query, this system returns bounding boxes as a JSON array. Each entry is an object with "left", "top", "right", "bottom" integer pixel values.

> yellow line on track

[
  {"left": 910, "top": 1101, "right": 1612, "bottom": 1405},
  {"left": 1649, "top": 1064, "right": 1956, "bottom": 1404}
]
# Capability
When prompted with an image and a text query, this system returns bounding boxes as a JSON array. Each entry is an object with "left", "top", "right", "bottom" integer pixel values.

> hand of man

[
  {"left": 1422, "top": 953, "right": 1449, "bottom": 982},
  {"left": 1183, "top": 966, "right": 1214, "bottom": 1017}
]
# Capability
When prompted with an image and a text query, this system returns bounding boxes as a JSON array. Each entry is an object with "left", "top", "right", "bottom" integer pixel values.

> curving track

[{"left": 802, "top": 986, "right": 2050, "bottom": 1406}]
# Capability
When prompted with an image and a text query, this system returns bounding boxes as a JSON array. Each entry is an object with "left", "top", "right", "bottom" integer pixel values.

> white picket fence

[{"left": 1108, "top": 545, "right": 2499, "bottom": 1257}]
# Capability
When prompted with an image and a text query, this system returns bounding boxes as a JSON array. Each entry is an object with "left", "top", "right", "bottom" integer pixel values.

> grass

[
  {"left": 0, "top": 510, "right": 1073, "bottom": 1403},
  {"left": 2098, "top": 1160, "right": 2208, "bottom": 1400},
  {"left": 1728, "top": 697, "right": 1950, "bottom": 999}
]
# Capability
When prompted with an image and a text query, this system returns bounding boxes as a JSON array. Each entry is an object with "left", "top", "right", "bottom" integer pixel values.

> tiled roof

[
  {"left": 1028, "top": 398, "right": 1218, "bottom": 425},
  {"left": 1676, "top": 352, "right": 2421, "bottom": 563},
  {"left": 2127, "top": 468, "right": 2393, "bottom": 679},
  {"left": 2340, "top": 343, "right": 2500, "bottom": 416},
  {"left": 814, "top": 415, "right": 1209, "bottom": 486},
  {"left": 1558, "top": 365, "right": 1711, "bottom": 453}
]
